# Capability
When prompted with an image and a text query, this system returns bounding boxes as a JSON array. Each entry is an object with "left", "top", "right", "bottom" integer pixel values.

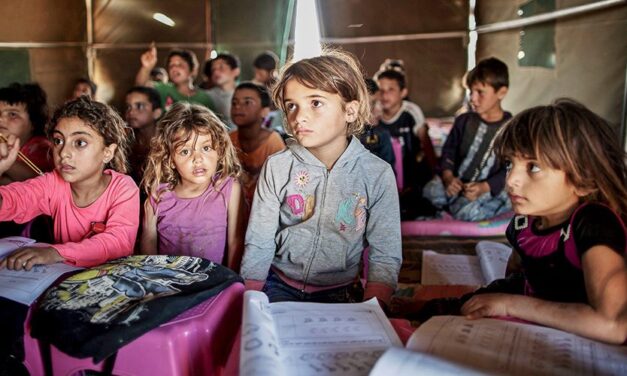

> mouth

[
  {"left": 295, "top": 128, "right": 312, "bottom": 136},
  {"left": 192, "top": 167, "right": 206, "bottom": 176},
  {"left": 59, "top": 164, "right": 75, "bottom": 172},
  {"left": 508, "top": 193, "right": 526, "bottom": 203}
]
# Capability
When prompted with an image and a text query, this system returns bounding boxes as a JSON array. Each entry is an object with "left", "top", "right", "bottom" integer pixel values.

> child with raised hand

[
  {"left": 230, "top": 82, "right": 285, "bottom": 207},
  {"left": 240, "top": 49, "right": 402, "bottom": 307},
  {"left": 140, "top": 102, "right": 245, "bottom": 271},
  {"left": 0, "top": 96, "right": 139, "bottom": 269},
  {"left": 448, "top": 99, "right": 627, "bottom": 344}
]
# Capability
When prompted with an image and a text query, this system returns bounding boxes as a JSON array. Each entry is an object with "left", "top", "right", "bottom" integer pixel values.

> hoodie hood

[{"left": 286, "top": 136, "right": 369, "bottom": 169}]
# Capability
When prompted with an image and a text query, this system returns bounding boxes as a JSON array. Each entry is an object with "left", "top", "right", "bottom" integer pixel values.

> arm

[
  {"left": 461, "top": 245, "right": 627, "bottom": 344},
  {"left": 226, "top": 179, "right": 246, "bottom": 272},
  {"left": 442, "top": 169, "right": 463, "bottom": 197},
  {"left": 135, "top": 44, "right": 157, "bottom": 87},
  {"left": 140, "top": 198, "right": 158, "bottom": 255},
  {"left": 364, "top": 167, "right": 403, "bottom": 306},
  {"left": 240, "top": 160, "right": 281, "bottom": 289},
  {"left": 53, "top": 176, "right": 140, "bottom": 267}
]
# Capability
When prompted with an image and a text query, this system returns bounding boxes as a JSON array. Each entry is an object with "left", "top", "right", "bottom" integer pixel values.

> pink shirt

[{"left": 0, "top": 170, "right": 139, "bottom": 267}]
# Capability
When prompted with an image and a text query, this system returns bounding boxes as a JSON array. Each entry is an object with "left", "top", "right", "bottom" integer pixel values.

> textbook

[
  {"left": 0, "top": 236, "right": 81, "bottom": 305},
  {"left": 239, "top": 290, "right": 402, "bottom": 376},
  {"left": 421, "top": 240, "right": 512, "bottom": 286},
  {"left": 371, "top": 315, "right": 627, "bottom": 376}
]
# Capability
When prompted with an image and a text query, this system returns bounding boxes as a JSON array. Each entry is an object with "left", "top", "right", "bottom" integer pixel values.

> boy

[
  {"left": 229, "top": 82, "right": 285, "bottom": 206},
  {"left": 206, "top": 53, "right": 240, "bottom": 129},
  {"left": 124, "top": 86, "right": 163, "bottom": 185},
  {"left": 135, "top": 44, "right": 214, "bottom": 111},
  {"left": 377, "top": 69, "right": 435, "bottom": 219},
  {"left": 359, "top": 78, "right": 394, "bottom": 167},
  {"left": 71, "top": 78, "right": 97, "bottom": 100},
  {"left": 252, "top": 51, "right": 279, "bottom": 89},
  {"left": 423, "top": 57, "right": 512, "bottom": 221}
]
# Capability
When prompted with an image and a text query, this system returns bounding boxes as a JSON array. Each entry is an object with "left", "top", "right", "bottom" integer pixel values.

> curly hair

[
  {"left": 142, "top": 102, "right": 241, "bottom": 201},
  {"left": 494, "top": 98, "right": 627, "bottom": 221},
  {"left": 48, "top": 96, "right": 130, "bottom": 173},
  {"left": 272, "top": 48, "right": 370, "bottom": 137}
]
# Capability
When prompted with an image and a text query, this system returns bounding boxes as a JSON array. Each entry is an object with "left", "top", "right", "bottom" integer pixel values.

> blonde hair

[
  {"left": 142, "top": 102, "right": 241, "bottom": 201},
  {"left": 48, "top": 96, "right": 130, "bottom": 173},
  {"left": 494, "top": 98, "right": 627, "bottom": 221},
  {"left": 272, "top": 48, "right": 370, "bottom": 137}
]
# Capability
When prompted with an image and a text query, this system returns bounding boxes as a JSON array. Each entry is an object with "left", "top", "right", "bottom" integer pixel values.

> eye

[
  {"left": 311, "top": 100, "right": 323, "bottom": 108},
  {"left": 202, "top": 145, "right": 212, "bottom": 152},
  {"left": 52, "top": 137, "right": 64, "bottom": 146},
  {"left": 8, "top": 111, "right": 19, "bottom": 119},
  {"left": 285, "top": 102, "right": 296, "bottom": 112},
  {"left": 529, "top": 163, "right": 541, "bottom": 173},
  {"left": 74, "top": 139, "right": 87, "bottom": 148},
  {"left": 179, "top": 148, "right": 190, "bottom": 156},
  {"left": 504, "top": 159, "right": 512, "bottom": 171}
]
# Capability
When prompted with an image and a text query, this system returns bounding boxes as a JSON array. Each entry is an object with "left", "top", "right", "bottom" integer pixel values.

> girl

[
  {"left": 459, "top": 99, "right": 627, "bottom": 344},
  {"left": 0, "top": 96, "right": 139, "bottom": 269},
  {"left": 240, "top": 50, "right": 402, "bottom": 307},
  {"left": 140, "top": 102, "right": 245, "bottom": 271}
]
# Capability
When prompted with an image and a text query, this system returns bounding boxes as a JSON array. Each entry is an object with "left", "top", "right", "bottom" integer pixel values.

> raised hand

[
  {"left": 140, "top": 42, "right": 158, "bottom": 69},
  {"left": 0, "top": 133, "right": 20, "bottom": 176}
]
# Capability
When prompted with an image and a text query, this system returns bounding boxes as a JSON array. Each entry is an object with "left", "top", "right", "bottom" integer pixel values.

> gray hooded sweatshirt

[{"left": 240, "top": 136, "right": 402, "bottom": 291}]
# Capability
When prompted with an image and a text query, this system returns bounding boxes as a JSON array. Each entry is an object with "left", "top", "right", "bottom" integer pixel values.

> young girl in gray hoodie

[{"left": 240, "top": 49, "right": 402, "bottom": 308}]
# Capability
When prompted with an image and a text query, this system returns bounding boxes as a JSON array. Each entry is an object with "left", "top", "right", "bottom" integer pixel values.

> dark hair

[
  {"left": 0, "top": 82, "right": 49, "bottom": 136},
  {"left": 273, "top": 49, "right": 370, "bottom": 137},
  {"left": 466, "top": 57, "right": 509, "bottom": 90},
  {"left": 75, "top": 78, "right": 97, "bottom": 96},
  {"left": 494, "top": 98, "right": 627, "bottom": 221},
  {"left": 126, "top": 86, "right": 163, "bottom": 111},
  {"left": 376, "top": 69, "right": 406, "bottom": 90},
  {"left": 204, "top": 53, "right": 240, "bottom": 77},
  {"left": 167, "top": 50, "right": 199, "bottom": 73},
  {"left": 253, "top": 51, "right": 278, "bottom": 71},
  {"left": 48, "top": 96, "right": 130, "bottom": 173},
  {"left": 364, "top": 78, "right": 379, "bottom": 96},
  {"left": 235, "top": 82, "right": 271, "bottom": 108}
]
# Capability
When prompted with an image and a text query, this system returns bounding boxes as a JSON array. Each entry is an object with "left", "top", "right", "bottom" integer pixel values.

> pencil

[{"left": 0, "top": 133, "right": 44, "bottom": 176}]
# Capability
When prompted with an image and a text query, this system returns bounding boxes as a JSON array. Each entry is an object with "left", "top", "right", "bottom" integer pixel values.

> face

[
  {"left": 505, "top": 154, "right": 582, "bottom": 226},
  {"left": 0, "top": 101, "right": 33, "bottom": 144},
  {"left": 211, "top": 58, "right": 239, "bottom": 87},
  {"left": 167, "top": 56, "right": 193, "bottom": 85},
  {"left": 72, "top": 83, "right": 93, "bottom": 99},
  {"left": 52, "top": 117, "right": 116, "bottom": 185},
  {"left": 253, "top": 68, "right": 272, "bottom": 85},
  {"left": 469, "top": 81, "right": 507, "bottom": 118},
  {"left": 377, "top": 78, "right": 406, "bottom": 113},
  {"left": 171, "top": 131, "right": 219, "bottom": 190},
  {"left": 283, "top": 79, "right": 355, "bottom": 155},
  {"left": 231, "top": 88, "right": 265, "bottom": 128},
  {"left": 125, "top": 92, "right": 160, "bottom": 129}
]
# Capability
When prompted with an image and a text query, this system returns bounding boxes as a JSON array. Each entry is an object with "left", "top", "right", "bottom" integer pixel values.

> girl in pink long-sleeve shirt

[{"left": 0, "top": 96, "right": 139, "bottom": 270}]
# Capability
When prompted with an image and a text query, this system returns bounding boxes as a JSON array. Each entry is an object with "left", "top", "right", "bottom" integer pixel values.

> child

[
  {"left": 240, "top": 50, "right": 402, "bottom": 307},
  {"left": 71, "top": 77, "right": 97, "bottom": 100},
  {"left": 0, "top": 96, "right": 139, "bottom": 268},
  {"left": 359, "top": 78, "right": 394, "bottom": 167},
  {"left": 229, "top": 82, "right": 285, "bottom": 206},
  {"left": 140, "top": 102, "right": 245, "bottom": 271},
  {"left": 136, "top": 44, "right": 215, "bottom": 111},
  {"left": 423, "top": 57, "right": 512, "bottom": 221},
  {"left": 424, "top": 99, "right": 627, "bottom": 344},
  {"left": 125, "top": 86, "right": 163, "bottom": 186},
  {"left": 205, "top": 53, "right": 241, "bottom": 129},
  {"left": 376, "top": 69, "right": 435, "bottom": 219},
  {"left": 0, "top": 82, "right": 54, "bottom": 185},
  {"left": 252, "top": 50, "right": 279, "bottom": 89}
]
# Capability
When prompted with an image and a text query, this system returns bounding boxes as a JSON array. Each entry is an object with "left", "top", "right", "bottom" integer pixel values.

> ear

[
  {"left": 496, "top": 86, "right": 508, "bottom": 100},
  {"left": 574, "top": 185, "right": 597, "bottom": 198},
  {"left": 232, "top": 67, "right": 241, "bottom": 79},
  {"left": 401, "top": 87, "right": 409, "bottom": 99},
  {"left": 103, "top": 144, "right": 117, "bottom": 164},
  {"left": 152, "top": 108, "right": 163, "bottom": 121},
  {"left": 344, "top": 100, "right": 360, "bottom": 123}
]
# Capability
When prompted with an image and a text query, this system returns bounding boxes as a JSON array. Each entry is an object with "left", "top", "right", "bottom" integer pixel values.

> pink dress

[{"left": 150, "top": 177, "right": 234, "bottom": 263}]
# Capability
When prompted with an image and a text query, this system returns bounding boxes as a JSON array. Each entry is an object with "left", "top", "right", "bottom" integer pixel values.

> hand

[
  {"left": 140, "top": 43, "right": 158, "bottom": 69},
  {"left": 0, "top": 245, "right": 63, "bottom": 271},
  {"left": 461, "top": 293, "right": 511, "bottom": 319},
  {"left": 0, "top": 133, "right": 20, "bottom": 176},
  {"left": 443, "top": 176, "right": 463, "bottom": 197},
  {"left": 463, "top": 182, "right": 489, "bottom": 201}
]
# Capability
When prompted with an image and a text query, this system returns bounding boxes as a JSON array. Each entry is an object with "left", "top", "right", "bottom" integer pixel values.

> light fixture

[
  {"left": 293, "top": 0, "right": 322, "bottom": 61},
  {"left": 153, "top": 13, "right": 175, "bottom": 27},
  {"left": 210, "top": 50, "right": 218, "bottom": 59}
]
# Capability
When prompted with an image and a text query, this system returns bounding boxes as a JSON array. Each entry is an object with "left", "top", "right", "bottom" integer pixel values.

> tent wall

[{"left": 476, "top": 0, "right": 627, "bottom": 126}]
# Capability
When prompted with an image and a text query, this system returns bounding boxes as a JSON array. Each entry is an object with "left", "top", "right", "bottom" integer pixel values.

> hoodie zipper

[{"left": 301, "top": 168, "right": 329, "bottom": 292}]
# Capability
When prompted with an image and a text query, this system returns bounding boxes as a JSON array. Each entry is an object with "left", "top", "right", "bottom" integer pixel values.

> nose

[
  {"left": 505, "top": 166, "right": 521, "bottom": 191},
  {"left": 191, "top": 148, "right": 204, "bottom": 164},
  {"left": 294, "top": 106, "right": 308, "bottom": 126},
  {"left": 59, "top": 142, "right": 71, "bottom": 159}
]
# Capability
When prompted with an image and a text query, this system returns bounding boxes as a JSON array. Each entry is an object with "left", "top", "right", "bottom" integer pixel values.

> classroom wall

[{"left": 476, "top": 0, "right": 627, "bottom": 126}]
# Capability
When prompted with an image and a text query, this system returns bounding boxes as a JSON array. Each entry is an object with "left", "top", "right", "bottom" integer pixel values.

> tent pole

[{"left": 85, "top": 0, "right": 94, "bottom": 79}]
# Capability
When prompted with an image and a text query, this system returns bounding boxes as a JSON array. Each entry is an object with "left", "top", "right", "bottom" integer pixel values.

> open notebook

[
  {"left": 0, "top": 236, "right": 81, "bottom": 305},
  {"left": 371, "top": 315, "right": 627, "bottom": 376},
  {"left": 421, "top": 240, "right": 512, "bottom": 286},
  {"left": 239, "top": 291, "right": 402, "bottom": 376}
]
